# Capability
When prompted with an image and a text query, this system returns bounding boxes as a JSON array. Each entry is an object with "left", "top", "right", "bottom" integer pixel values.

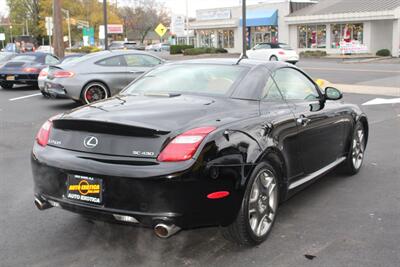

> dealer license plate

[
  {"left": 67, "top": 174, "right": 103, "bottom": 204},
  {"left": 6, "top": 75, "right": 15, "bottom": 81}
]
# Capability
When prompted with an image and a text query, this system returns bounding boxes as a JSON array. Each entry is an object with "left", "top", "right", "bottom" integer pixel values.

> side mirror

[{"left": 324, "top": 87, "right": 343, "bottom": 100}]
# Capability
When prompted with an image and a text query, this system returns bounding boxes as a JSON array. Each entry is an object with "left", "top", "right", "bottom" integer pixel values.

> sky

[{"left": 0, "top": 0, "right": 266, "bottom": 17}]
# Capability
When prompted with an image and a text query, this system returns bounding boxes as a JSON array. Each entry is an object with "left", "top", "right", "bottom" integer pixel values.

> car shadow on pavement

[
  {"left": 33, "top": 166, "right": 360, "bottom": 266},
  {"left": 0, "top": 85, "right": 39, "bottom": 92}
]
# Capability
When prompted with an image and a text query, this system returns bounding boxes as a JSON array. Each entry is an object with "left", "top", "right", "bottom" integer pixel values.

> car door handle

[
  {"left": 296, "top": 115, "right": 311, "bottom": 126},
  {"left": 129, "top": 70, "right": 144, "bottom": 74}
]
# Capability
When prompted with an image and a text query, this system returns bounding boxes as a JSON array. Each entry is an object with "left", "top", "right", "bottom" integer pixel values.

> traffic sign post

[
  {"left": 155, "top": 23, "right": 167, "bottom": 38},
  {"left": 45, "top": 17, "right": 53, "bottom": 53},
  {"left": 0, "top": 33, "right": 5, "bottom": 49}
]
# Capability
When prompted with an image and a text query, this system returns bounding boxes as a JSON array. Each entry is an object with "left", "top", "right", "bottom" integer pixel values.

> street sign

[
  {"left": 82, "top": 27, "right": 95, "bottom": 46},
  {"left": 155, "top": 23, "right": 167, "bottom": 37},
  {"left": 0, "top": 33, "right": 5, "bottom": 41},
  {"left": 45, "top": 17, "right": 53, "bottom": 36},
  {"left": 77, "top": 20, "right": 89, "bottom": 28},
  {"left": 170, "top": 15, "right": 185, "bottom": 36}
]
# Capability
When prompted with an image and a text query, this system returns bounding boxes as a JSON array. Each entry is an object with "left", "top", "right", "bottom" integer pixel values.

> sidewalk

[{"left": 317, "top": 79, "right": 400, "bottom": 97}]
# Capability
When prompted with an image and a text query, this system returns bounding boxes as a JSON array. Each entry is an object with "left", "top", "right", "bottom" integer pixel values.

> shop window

[
  {"left": 200, "top": 29, "right": 234, "bottom": 48},
  {"left": 216, "top": 30, "right": 234, "bottom": 48},
  {"left": 297, "top": 24, "right": 326, "bottom": 48},
  {"left": 330, "top": 23, "right": 363, "bottom": 48},
  {"left": 199, "top": 30, "right": 216, "bottom": 47},
  {"left": 251, "top": 26, "right": 278, "bottom": 47}
]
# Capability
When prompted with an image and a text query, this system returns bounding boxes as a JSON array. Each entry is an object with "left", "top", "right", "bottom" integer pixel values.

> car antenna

[{"left": 235, "top": 53, "right": 248, "bottom": 65}]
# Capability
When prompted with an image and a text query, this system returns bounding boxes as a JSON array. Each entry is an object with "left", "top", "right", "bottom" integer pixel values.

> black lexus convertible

[{"left": 31, "top": 59, "right": 368, "bottom": 245}]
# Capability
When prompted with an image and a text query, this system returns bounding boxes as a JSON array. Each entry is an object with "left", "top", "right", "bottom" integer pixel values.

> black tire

[
  {"left": 221, "top": 162, "right": 279, "bottom": 246},
  {"left": 342, "top": 121, "right": 366, "bottom": 175},
  {"left": 269, "top": 55, "right": 278, "bottom": 61},
  {"left": 81, "top": 82, "right": 109, "bottom": 104},
  {"left": 0, "top": 82, "right": 14, "bottom": 89},
  {"left": 41, "top": 91, "right": 50, "bottom": 98}
]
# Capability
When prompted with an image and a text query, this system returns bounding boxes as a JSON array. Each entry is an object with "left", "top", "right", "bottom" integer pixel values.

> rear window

[
  {"left": 13, "top": 55, "right": 38, "bottom": 62},
  {"left": 278, "top": 43, "right": 293, "bottom": 50},
  {"left": 122, "top": 64, "right": 248, "bottom": 96}
]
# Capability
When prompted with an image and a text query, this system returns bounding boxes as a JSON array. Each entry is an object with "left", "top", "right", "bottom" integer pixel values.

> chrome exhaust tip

[
  {"left": 34, "top": 197, "right": 52, "bottom": 210},
  {"left": 154, "top": 223, "right": 181, "bottom": 238}
]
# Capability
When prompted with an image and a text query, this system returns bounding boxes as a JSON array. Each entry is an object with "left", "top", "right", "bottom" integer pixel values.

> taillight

[
  {"left": 278, "top": 51, "right": 285, "bottom": 55},
  {"left": 53, "top": 70, "right": 74, "bottom": 78},
  {"left": 23, "top": 67, "right": 40, "bottom": 73},
  {"left": 157, "top": 127, "right": 216, "bottom": 162},
  {"left": 35, "top": 120, "right": 52, "bottom": 147},
  {"left": 35, "top": 114, "right": 61, "bottom": 147},
  {"left": 39, "top": 69, "right": 48, "bottom": 77}
]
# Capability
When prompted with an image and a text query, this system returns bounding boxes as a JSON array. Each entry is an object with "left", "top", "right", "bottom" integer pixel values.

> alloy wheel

[
  {"left": 248, "top": 169, "right": 278, "bottom": 237},
  {"left": 352, "top": 127, "right": 365, "bottom": 170},
  {"left": 84, "top": 84, "right": 108, "bottom": 104}
]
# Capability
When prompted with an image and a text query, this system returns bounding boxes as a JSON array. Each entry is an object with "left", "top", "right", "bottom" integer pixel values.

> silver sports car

[{"left": 41, "top": 50, "right": 165, "bottom": 104}]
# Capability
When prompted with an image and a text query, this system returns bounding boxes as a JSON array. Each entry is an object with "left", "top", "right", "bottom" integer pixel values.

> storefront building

[
  {"left": 286, "top": 0, "right": 400, "bottom": 56},
  {"left": 190, "top": 0, "right": 313, "bottom": 53}
]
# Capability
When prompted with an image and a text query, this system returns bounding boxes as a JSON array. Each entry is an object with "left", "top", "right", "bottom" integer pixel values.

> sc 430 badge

[{"left": 67, "top": 175, "right": 102, "bottom": 204}]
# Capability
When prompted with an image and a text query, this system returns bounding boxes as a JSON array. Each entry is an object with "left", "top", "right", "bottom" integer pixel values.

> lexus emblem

[{"left": 83, "top": 136, "right": 98, "bottom": 149}]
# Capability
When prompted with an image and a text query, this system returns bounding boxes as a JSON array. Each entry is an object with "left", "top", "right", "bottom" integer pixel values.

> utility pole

[
  {"left": 53, "top": 0, "right": 64, "bottom": 58},
  {"left": 185, "top": 0, "right": 189, "bottom": 45},
  {"left": 103, "top": 0, "right": 108, "bottom": 50},
  {"left": 242, "top": 0, "right": 247, "bottom": 58}
]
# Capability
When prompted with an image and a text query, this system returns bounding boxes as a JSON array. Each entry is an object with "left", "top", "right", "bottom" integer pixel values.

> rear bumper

[
  {"left": 31, "top": 144, "right": 243, "bottom": 229},
  {"left": 39, "top": 80, "right": 68, "bottom": 97},
  {"left": 0, "top": 73, "right": 38, "bottom": 84}
]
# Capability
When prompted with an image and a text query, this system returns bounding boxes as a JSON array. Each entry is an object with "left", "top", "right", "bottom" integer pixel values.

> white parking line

[{"left": 9, "top": 93, "right": 42, "bottom": 102}]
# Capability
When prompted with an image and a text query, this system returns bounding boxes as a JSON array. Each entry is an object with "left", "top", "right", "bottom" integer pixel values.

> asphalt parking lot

[{"left": 1, "top": 58, "right": 400, "bottom": 266}]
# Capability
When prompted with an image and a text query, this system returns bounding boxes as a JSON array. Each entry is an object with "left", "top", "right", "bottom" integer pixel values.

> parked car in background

[
  {"left": 42, "top": 50, "right": 165, "bottom": 103},
  {"left": 39, "top": 53, "right": 85, "bottom": 96},
  {"left": 0, "top": 52, "right": 18, "bottom": 65},
  {"left": 3, "top": 43, "right": 20, "bottom": 53},
  {"left": 36, "top": 46, "right": 53, "bottom": 53},
  {"left": 21, "top": 43, "right": 36, "bottom": 53},
  {"left": 0, "top": 52, "right": 59, "bottom": 89},
  {"left": 109, "top": 41, "right": 139, "bottom": 50},
  {"left": 247, "top": 43, "right": 299, "bottom": 64},
  {"left": 146, "top": 43, "right": 170, "bottom": 52}
]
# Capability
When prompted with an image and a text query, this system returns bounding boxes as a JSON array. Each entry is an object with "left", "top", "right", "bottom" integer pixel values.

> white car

[
  {"left": 36, "top": 46, "right": 54, "bottom": 53},
  {"left": 247, "top": 43, "right": 299, "bottom": 64}
]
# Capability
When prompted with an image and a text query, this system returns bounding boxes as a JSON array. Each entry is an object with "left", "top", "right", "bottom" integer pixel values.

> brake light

[
  {"left": 157, "top": 127, "right": 216, "bottom": 162},
  {"left": 53, "top": 70, "right": 74, "bottom": 78},
  {"left": 35, "top": 114, "right": 61, "bottom": 147},
  {"left": 278, "top": 51, "right": 285, "bottom": 55},
  {"left": 36, "top": 120, "right": 52, "bottom": 147},
  {"left": 23, "top": 67, "right": 40, "bottom": 73},
  {"left": 39, "top": 69, "right": 48, "bottom": 77}
]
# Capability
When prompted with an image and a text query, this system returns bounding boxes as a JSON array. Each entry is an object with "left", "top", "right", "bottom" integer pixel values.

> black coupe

[
  {"left": 31, "top": 59, "right": 368, "bottom": 245},
  {"left": 0, "top": 52, "right": 59, "bottom": 89}
]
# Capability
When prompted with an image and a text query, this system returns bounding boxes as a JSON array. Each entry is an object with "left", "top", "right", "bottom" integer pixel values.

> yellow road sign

[{"left": 155, "top": 23, "right": 167, "bottom": 37}]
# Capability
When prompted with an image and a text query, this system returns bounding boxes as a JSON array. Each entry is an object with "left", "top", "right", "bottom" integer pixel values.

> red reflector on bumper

[{"left": 207, "top": 191, "right": 230, "bottom": 199}]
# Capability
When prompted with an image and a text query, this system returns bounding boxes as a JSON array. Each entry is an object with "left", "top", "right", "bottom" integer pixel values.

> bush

[
  {"left": 183, "top": 47, "right": 228, "bottom": 55},
  {"left": 69, "top": 46, "right": 100, "bottom": 53},
  {"left": 170, "top": 45, "right": 194, "bottom": 54},
  {"left": 376, "top": 49, "right": 391, "bottom": 57},
  {"left": 299, "top": 50, "right": 327, "bottom": 58}
]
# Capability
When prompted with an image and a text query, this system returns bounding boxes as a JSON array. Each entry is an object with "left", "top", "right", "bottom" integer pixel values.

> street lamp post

[
  {"left": 242, "top": 0, "right": 247, "bottom": 58},
  {"left": 62, "top": 8, "right": 72, "bottom": 49},
  {"left": 9, "top": 25, "right": 13, "bottom": 43},
  {"left": 103, "top": 0, "right": 108, "bottom": 50}
]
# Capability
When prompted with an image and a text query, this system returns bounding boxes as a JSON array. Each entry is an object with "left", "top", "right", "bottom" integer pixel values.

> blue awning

[{"left": 239, "top": 9, "right": 278, "bottom": 27}]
